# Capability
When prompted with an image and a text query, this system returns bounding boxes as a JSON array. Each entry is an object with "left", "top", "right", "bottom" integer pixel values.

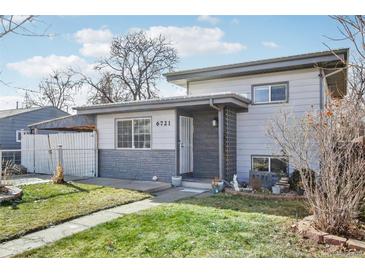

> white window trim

[
  {"left": 251, "top": 155, "right": 288, "bottom": 174},
  {"left": 115, "top": 117, "right": 152, "bottom": 150},
  {"left": 16, "top": 130, "right": 23, "bottom": 143},
  {"left": 253, "top": 83, "right": 288, "bottom": 104}
]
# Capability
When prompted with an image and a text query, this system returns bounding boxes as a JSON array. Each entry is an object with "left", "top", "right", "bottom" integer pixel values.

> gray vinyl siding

[
  {"left": 0, "top": 107, "right": 67, "bottom": 149},
  {"left": 98, "top": 149, "right": 176, "bottom": 182},
  {"left": 188, "top": 68, "right": 321, "bottom": 181}
]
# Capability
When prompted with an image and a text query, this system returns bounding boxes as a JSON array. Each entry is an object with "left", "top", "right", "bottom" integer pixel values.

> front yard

[
  {"left": 0, "top": 182, "right": 150, "bottom": 242},
  {"left": 18, "top": 193, "right": 365, "bottom": 257}
]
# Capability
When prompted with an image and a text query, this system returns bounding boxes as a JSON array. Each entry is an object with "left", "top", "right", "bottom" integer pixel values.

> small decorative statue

[{"left": 232, "top": 174, "right": 240, "bottom": 192}]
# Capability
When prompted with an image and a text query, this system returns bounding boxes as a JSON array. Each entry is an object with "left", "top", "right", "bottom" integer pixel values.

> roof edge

[
  {"left": 164, "top": 48, "right": 349, "bottom": 80},
  {"left": 0, "top": 106, "right": 68, "bottom": 120},
  {"left": 74, "top": 93, "right": 250, "bottom": 113}
]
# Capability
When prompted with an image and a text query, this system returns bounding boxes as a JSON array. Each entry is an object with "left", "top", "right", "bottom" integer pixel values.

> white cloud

[
  {"left": 74, "top": 28, "right": 113, "bottom": 58},
  {"left": 6, "top": 55, "right": 94, "bottom": 78},
  {"left": 143, "top": 26, "right": 246, "bottom": 56},
  {"left": 197, "top": 15, "right": 220, "bottom": 25},
  {"left": 262, "top": 41, "right": 279, "bottom": 49}
]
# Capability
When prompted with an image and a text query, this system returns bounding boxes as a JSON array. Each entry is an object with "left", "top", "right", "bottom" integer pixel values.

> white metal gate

[
  {"left": 21, "top": 132, "right": 98, "bottom": 177},
  {"left": 179, "top": 116, "right": 193, "bottom": 174}
]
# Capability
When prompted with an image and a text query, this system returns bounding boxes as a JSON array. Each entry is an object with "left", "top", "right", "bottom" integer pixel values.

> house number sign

[{"left": 156, "top": 120, "right": 171, "bottom": 126}]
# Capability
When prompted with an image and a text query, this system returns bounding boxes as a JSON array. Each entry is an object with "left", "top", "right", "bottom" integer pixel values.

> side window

[{"left": 252, "top": 156, "right": 288, "bottom": 175}]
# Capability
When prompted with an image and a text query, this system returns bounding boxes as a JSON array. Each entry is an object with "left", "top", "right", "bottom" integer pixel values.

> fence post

[
  {"left": 0, "top": 149, "right": 2, "bottom": 182},
  {"left": 58, "top": 145, "right": 63, "bottom": 167},
  {"left": 94, "top": 131, "right": 99, "bottom": 177}
]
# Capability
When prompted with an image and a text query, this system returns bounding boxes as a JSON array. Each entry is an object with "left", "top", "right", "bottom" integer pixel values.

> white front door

[{"left": 179, "top": 116, "right": 193, "bottom": 174}]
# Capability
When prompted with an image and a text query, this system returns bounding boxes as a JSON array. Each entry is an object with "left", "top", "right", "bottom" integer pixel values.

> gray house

[
  {"left": 0, "top": 106, "right": 68, "bottom": 163},
  {"left": 29, "top": 49, "right": 348, "bottom": 186}
]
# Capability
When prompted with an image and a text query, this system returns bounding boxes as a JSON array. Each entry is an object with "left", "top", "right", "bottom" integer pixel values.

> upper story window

[
  {"left": 252, "top": 83, "right": 288, "bottom": 104},
  {"left": 116, "top": 118, "right": 151, "bottom": 149}
]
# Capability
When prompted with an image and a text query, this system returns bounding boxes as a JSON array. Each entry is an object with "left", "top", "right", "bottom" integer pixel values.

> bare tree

[
  {"left": 267, "top": 16, "right": 365, "bottom": 236},
  {"left": 26, "top": 70, "right": 81, "bottom": 112},
  {"left": 75, "top": 71, "right": 130, "bottom": 104},
  {"left": 328, "top": 16, "right": 365, "bottom": 102},
  {"left": 0, "top": 16, "right": 50, "bottom": 87},
  {"left": 268, "top": 95, "right": 365, "bottom": 236},
  {"left": 0, "top": 15, "right": 48, "bottom": 39},
  {"left": 97, "top": 31, "right": 178, "bottom": 101}
]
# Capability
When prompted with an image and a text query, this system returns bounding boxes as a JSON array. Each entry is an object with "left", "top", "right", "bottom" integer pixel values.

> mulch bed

[{"left": 225, "top": 188, "right": 306, "bottom": 201}]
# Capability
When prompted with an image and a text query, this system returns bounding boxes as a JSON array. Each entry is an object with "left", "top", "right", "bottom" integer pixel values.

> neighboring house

[
  {"left": 29, "top": 49, "right": 348, "bottom": 185},
  {"left": 0, "top": 106, "right": 68, "bottom": 150}
]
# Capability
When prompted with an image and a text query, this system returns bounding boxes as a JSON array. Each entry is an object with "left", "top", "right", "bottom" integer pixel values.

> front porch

[{"left": 175, "top": 96, "right": 248, "bottom": 182}]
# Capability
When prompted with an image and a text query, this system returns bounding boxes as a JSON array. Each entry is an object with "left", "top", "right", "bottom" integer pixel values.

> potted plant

[{"left": 211, "top": 177, "right": 224, "bottom": 193}]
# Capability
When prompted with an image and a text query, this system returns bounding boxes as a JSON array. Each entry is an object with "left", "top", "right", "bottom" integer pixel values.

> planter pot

[
  {"left": 171, "top": 176, "right": 182, "bottom": 187},
  {"left": 212, "top": 181, "right": 225, "bottom": 194},
  {"left": 272, "top": 185, "right": 281, "bottom": 195}
]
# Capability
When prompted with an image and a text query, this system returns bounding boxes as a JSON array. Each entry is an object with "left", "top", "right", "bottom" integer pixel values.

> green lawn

[
  {"left": 18, "top": 193, "right": 365, "bottom": 258},
  {"left": 0, "top": 182, "right": 150, "bottom": 242}
]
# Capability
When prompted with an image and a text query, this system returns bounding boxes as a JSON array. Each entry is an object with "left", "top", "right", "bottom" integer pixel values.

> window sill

[
  {"left": 252, "top": 101, "right": 288, "bottom": 105},
  {"left": 115, "top": 148, "right": 152, "bottom": 151}
]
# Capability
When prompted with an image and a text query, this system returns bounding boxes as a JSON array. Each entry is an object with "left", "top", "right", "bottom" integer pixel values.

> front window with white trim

[
  {"left": 253, "top": 83, "right": 288, "bottom": 104},
  {"left": 116, "top": 118, "right": 151, "bottom": 149},
  {"left": 252, "top": 156, "right": 288, "bottom": 175}
]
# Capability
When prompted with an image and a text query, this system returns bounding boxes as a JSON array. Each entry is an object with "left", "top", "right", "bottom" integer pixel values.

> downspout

[
  {"left": 319, "top": 69, "right": 324, "bottom": 110},
  {"left": 210, "top": 98, "right": 224, "bottom": 180},
  {"left": 209, "top": 98, "right": 220, "bottom": 111}
]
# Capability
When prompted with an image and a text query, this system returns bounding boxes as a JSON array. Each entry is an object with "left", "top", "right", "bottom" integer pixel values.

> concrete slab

[
  {"left": 0, "top": 247, "right": 17, "bottom": 258},
  {"left": 152, "top": 187, "right": 208, "bottom": 203},
  {"left": 0, "top": 237, "right": 45, "bottom": 255},
  {"left": 70, "top": 211, "right": 121, "bottom": 227},
  {"left": 76, "top": 177, "right": 171, "bottom": 193},
  {"left": 23, "top": 222, "right": 88, "bottom": 244},
  {"left": 106, "top": 200, "right": 159, "bottom": 215}
]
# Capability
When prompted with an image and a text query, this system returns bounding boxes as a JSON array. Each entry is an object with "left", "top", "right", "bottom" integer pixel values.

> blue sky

[{"left": 0, "top": 15, "right": 352, "bottom": 110}]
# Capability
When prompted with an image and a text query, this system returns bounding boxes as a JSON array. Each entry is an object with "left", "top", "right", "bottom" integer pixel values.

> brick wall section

[
  {"left": 98, "top": 149, "right": 176, "bottom": 183},
  {"left": 192, "top": 110, "right": 219, "bottom": 178},
  {"left": 224, "top": 107, "right": 237, "bottom": 181}
]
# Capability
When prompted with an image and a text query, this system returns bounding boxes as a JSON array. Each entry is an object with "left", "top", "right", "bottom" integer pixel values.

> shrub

[
  {"left": 268, "top": 95, "right": 365, "bottom": 237},
  {"left": 52, "top": 164, "right": 65, "bottom": 184},
  {"left": 250, "top": 176, "right": 262, "bottom": 192},
  {"left": 289, "top": 169, "right": 315, "bottom": 192}
]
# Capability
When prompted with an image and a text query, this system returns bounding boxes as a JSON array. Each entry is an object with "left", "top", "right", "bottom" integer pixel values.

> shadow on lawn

[
  {"left": 2, "top": 183, "right": 106, "bottom": 206},
  {"left": 179, "top": 193, "right": 310, "bottom": 218}
]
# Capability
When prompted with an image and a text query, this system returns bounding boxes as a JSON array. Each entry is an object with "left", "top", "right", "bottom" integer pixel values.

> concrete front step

[
  {"left": 148, "top": 183, "right": 171, "bottom": 193},
  {"left": 182, "top": 180, "right": 211, "bottom": 190}
]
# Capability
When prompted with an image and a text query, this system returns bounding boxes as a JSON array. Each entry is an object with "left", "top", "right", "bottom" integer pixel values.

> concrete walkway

[{"left": 0, "top": 187, "right": 208, "bottom": 258}]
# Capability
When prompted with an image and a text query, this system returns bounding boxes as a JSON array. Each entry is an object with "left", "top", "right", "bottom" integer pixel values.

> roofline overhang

[
  {"left": 74, "top": 93, "right": 250, "bottom": 115},
  {"left": 164, "top": 48, "right": 349, "bottom": 87}
]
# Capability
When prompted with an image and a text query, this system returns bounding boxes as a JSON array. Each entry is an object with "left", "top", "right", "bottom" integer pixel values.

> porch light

[{"left": 212, "top": 117, "right": 218, "bottom": 127}]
